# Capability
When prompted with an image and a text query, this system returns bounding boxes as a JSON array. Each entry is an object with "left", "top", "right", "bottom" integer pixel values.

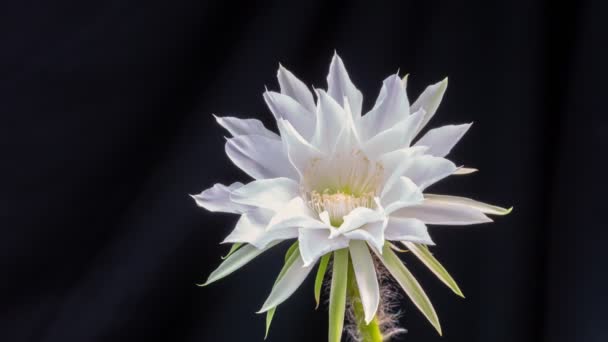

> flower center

[
  {"left": 302, "top": 150, "right": 384, "bottom": 227},
  {"left": 307, "top": 190, "right": 375, "bottom": 226}
]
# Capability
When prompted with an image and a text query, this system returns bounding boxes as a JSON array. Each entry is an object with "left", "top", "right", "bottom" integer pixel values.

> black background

[{"left": 1, "top": 1, "right": 607, "bottom": 341}]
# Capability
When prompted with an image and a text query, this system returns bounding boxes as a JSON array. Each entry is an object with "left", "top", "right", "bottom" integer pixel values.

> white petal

[
  {"left": 393, "top": 198, "right": 493, "bottom": 225},
  {"left": 230, "top": 177, "right": 300, "bottom": 212},
  {"left": 191, "top": 182, "right": 249, "bottom": 214},
  {"left": 299, "top": 229, "right": 349, "bottom": 266},
  {"left": 362, "top": 109, "right": 425, "bottom": 157},
  {"left": 311, "top": 89, "right": 347, "bottom": 153},
  {"left": 327, "top": 53, "right": 363, "bottom": 119},
  {"left": 277, "top": 119, "right": 324, "bottom": 178},
  {"left": 360, "top": 75, "right": 410, "bottom": 140},
  {"left": 277, "top": 65, "right": 316, "bottom": 112},
  {"left": 264, "top": 91, "right": 315, "bottom": 139},
  {"left": 381, "top": 176, "right": 424, "bottom": 214},
  {"left": 342, "top": 220, "right": 386, "bottom": 253},
  {"left": 349, "top": 240, "right": 380, "bottom": 324},
  {"left": 423, "top": 194, "right": 512, "bottom": 216},
  {"left": 385, "top": 217, "right": 434, "bottom": 245},
  {"left": 203, "top": 241, "right": 280, "bottom": 286},
  {"left": 414, "top": 123, "right": 471, "bottom": 157},
  {"left": 334, "top": 207, "right": 384, "bottom": 236},
  {"left": 378, "top": 146, "right": 429, "bottom": 192},
  {"left": 411, "top": 78, "right": 448, "bottom": 134},
  {"left": 400, "top": 155, "right": 457, "bottom": 191},
  {"left": 225, "top": 134, "right": 298, "bottom": 180},
  {"left": 267, "top": 197, "right": 329, "bottom": 231},
  {"left": 223, "top": 208, "right": 298, "bottom": 249},
  {"left": 214, "top": 115, "right": 279, "bottom": 139},
  {"left": 332, "top": 98, "right": 362, "bottom": 156},
  {"left": 258, "top": 253, "right": 314, "bottom": 312}
]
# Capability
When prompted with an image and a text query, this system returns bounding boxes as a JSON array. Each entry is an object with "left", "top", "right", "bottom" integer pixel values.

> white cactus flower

[{"left": 193, "top": 53, "right": 510, "bottom": 341}]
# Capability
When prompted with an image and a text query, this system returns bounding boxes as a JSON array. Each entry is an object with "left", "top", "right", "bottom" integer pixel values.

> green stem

[{"left": 347, "top": 261, "right": 383, "bottom": 342}]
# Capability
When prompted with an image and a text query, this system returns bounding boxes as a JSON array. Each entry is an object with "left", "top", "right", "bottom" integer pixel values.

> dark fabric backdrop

[{"left": 1, "top": 0, "right": 607, "bottom": 341}]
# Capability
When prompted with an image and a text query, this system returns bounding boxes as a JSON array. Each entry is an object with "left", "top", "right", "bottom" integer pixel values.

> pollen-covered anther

[{"left": 308, "top": 190, "right": 375, "bottom": 227}]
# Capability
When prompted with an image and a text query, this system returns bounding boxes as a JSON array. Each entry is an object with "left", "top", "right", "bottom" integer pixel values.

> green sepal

[
  {"left": 221, "top": 243, "right": 243, "bottom": 260},
  {"left": 328, "top": 248, "right": 349, "bottom": 342},
  {"left": 314, "top": 253, "right": 332, "bottom": 309}
]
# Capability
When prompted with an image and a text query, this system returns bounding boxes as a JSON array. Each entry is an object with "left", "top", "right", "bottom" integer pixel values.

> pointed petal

[
  {"left": 202, "top": 242, "right": 279, "bottom": 286},
  {"left": 264, "top": 91, "right": 315, "bottom": 138},
  {"left": 360, "top": 75, "right": 410, "bottom": 140},
  {"left": 328, "top": 248, "right": 349, "bottom": 342},
  {"left": 258, "top": 251, "right": 314, "bottom": 313},
  {"left": 453, "top": 167, "right": 478, "bottom": 175},
  {"left": 393, "top": 198, "right": 493, "bottom": 225},
  {"left": 385, "top": 217, "right": 434, "bottom": 245},
  {"left": 221, "top": 243, "right": 243, "bottom": 260},
  {"left": 424, "top": 194, "right": 512, "bottom": 215},
  {"left": 411, "top": 78, "right": 448, "bottom": 134},
  {"left": 226, "top": 134, "right": 298, "bottom": 180},
  {"left": 381, "top": 176, "right": 424, "bottom": 214},
  {"left": 311, "top": 89, "right": 347, "bottom": 153},
  {"left": 403, "top": 242, "right": 464, "bottom": 297},
  {"left": 277, "top": 65, "right": 316, "bottom": 112},
  {"left": 214, "top": 115, "right": 279, "bottom": 139},
  {"left": 191, "top": 182, "right": 249, "bottom": 214},
  {"left": 230, "top": 177, "right": 299, "bottom": 212},
  {"left": 299, "top": 228, "right": 349, "bottom": 266},
  {"left": 265, "top": 242, "right": 300, "bottom": 339},
  {"left": 327, "top": 53, "right": 363, "bottom": 118},
  {"left": 349, "top": 240, "right": 380, "bottom": 324},
  {"left": 362, "top": 109, "right": 425, "bottom": 157},
  {"left": 223, "top": 208, "right": 298, "bottom": 249},
  {"left": 414, "top": 123, "right": 472, "bottom": 157},
  {"left": 277, "top": 119, "right": 324, "bottom": 178},
  {"left": 376, "top": 244, "right": 442, "bottom": 335}
]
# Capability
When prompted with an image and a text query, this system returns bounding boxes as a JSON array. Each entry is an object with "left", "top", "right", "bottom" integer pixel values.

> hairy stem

[{"left": 348, "top": 261, "right": 383, "bottom": 342}]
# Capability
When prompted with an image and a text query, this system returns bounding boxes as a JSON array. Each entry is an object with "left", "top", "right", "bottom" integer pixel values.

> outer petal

[
  {"left": 230, "top": 177, "right": 299, "bottom": 212},
  {"left": 277, "top": 119, "right": 324, "bottom": 178},
  {"left": 333, "top": 207, "right": 384, "bottom": 237},
  {"left": 277, "top": 65, "right": 316, "bottom": 112},
  {"left": 311, "top": 90, "right": 347, "bottom": 153},
  {"left": 393, "top": 198, "right": 493, "bottom": 225},
  {"left": 411, "top": 78, "right": 448, "bottom": 134},
  {"left": 378, "top": 146, "right": 429, "bottom": 192},
  {"left": 214, "top": 115, "right": 279, "bottom": 139},
  {"left": 385, "top": 217, "right": 434, "bottom": 245},
  {"left": 225, "top": 134, "right": 298, "bottom": 180},
  {"left": 264, "top": 91, "right": 315, "bottom": 139},
  {"left": 400, "top": 155, "right": 457, "bottom": 191},
  {"left": 414, "top": 123, "right": 472, "bottom": 157},
  {"left": 381, "top": 176, "right": 424, "bottom": 214},
  {"left": 327, "top": 53, "right": 363, "bottom": 119},
  {"left": 258, "top": 252, "right": 315, "bottom": 312},
  {"left": 342, "top": 220, "right": 386, "bottom": 253},
  {"left": 299, "top": 229, "right": 349, "bottom": 266},
  {"left": 223, "top": 208, "right": 298, "bottom": 249},
  {"left": 349, "top": 240, "right": 380, "bottom": 324},
  {"left": 360, "top": 74, "right": 410, "bottom": 140},
  {"left": 362, "top": 109, "right": 425, "bottom": 157},
  {"left": 423, "top": 194, "right": 512, "bottom": 215},
  {"left": 191, "top": 182, "right": 249, "bottom": 214}
]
